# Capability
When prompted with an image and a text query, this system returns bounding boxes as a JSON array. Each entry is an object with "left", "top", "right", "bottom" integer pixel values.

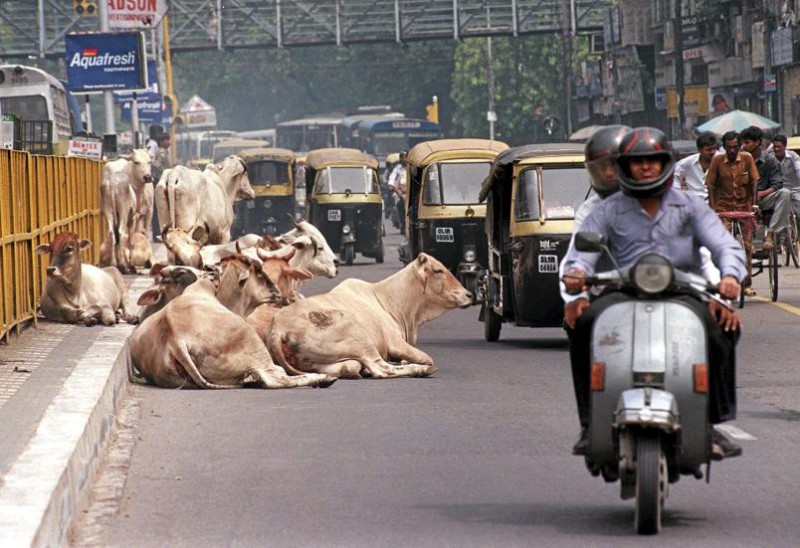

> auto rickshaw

[
  {"left": 478, "top": 144, "right": 589, "bottom": 341},
  {"left": 401, "top": 139, "right": 509, "bottom": 298},
  {"left": 231, "top": 147, "right": 297, "bottom": 238},
  {"left": 305, "top": 148, "right": 383, "bottom": 265}
]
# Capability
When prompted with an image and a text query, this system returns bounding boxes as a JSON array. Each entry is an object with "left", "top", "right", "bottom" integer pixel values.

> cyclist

[{"left": 770, "top": 133, "right": 800, "bottom": 219}]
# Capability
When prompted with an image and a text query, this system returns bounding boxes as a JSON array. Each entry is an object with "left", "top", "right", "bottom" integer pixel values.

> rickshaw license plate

[
  {"left": 327, "top": 209, "right": 341, "bottom": 221},
  {"left": 538, "top": 254, "right": 558, "bottom": 273},
  {"left": 435, "top": 227, "right": 454, "bottom": 242}
]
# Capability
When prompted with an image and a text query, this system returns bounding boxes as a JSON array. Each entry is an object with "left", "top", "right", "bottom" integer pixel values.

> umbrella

[
  {"left": 695, "top": 110, "right": 781, "bottom": 136},
  {"left": 569, "top": 125, "right": 606, "bottom": 142}
]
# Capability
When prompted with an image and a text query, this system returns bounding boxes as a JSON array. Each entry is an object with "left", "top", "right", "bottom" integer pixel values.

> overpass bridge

[{"left": 1, "top": 0, "right": 611, "bottom": 57}]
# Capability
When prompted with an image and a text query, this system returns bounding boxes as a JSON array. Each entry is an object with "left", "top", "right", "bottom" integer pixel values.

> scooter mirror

[{"left": 574, "top": 231, "right": 606, "bottom": 252}]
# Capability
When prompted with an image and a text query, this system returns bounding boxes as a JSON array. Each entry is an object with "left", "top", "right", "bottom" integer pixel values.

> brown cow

[
  {"left": 35, "top": 232, "right": 138, "bottom": 326},
  {"left": 268, "top": 253, "right": 472, "bottom": 379},
  {"left": 129, "top": 279, "right": 335, "bottom": 389}
]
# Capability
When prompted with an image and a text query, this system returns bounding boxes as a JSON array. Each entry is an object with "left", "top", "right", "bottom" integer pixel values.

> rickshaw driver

[
  {"left": 562, "top": 127, "right": 746, "bottom": 460},
  {"left": 388, "top": 150, "right": 409, "bottom": 234}
]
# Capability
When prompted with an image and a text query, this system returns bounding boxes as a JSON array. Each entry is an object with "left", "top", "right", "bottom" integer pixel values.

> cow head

[
  {"left": 217, "top": 255, "right": 281, "bottom": 317},
  {"left": 220, "top": 155, "right": 255, "bottom": 202},
  {"left": 127, "top": 148, "right": 153, "bottom": 184},
  {"left": 161, "top": 224, "right": 208, "bottom": 268},
  {"left": 413, "top": 253, "right": 472, "bottom": 310},
  {"left": 258, "top": 249, "right": 313, "bottom": 305},
  {"left": 281, "top": 218, "right": 339, "bottom": 278},
  {"left": 137, "top": 263, "right": 220, "bottom": 319},
  {"left": 35, "top": 232, "right": 90, "bottom": 281}
]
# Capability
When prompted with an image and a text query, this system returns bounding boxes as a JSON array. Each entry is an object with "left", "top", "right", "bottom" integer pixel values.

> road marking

[
  {"left": 716, "top": 424, "right": 757, "bottom": 441},
  {"left": 751, "top": 297, "right": 800, "bottom": 317}
]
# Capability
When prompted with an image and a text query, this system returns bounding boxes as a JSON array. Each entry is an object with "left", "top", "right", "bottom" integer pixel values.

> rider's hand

[
  {"left": 562, "top": 268, "right": 587, "bottom": 294},
  {"left": 708, "top": 300, "right": 743, "bottom": 332},
  {"left": 718, "top": 276, "right": 740, "bottom": 301},
  {"left": 564, "top": 298, "right": 590, "bottom": 330}
]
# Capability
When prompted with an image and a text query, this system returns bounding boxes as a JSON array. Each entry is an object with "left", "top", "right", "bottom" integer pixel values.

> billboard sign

[
  {"left": 109, "top": 0, "right": 168, "bottom": 30},
  {"left": 114, "top": 61, "right": 159, "bottom": 103},
  {"left": 65, "top": 32, "right": 147, "bottom": 93},
  {"left": 68, "top": 136, "right": 104, "bottom": 159}
]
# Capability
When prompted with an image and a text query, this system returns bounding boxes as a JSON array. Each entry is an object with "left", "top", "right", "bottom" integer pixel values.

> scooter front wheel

[{"left": 634, "top": 433, "right": 666, "bottom": 535}]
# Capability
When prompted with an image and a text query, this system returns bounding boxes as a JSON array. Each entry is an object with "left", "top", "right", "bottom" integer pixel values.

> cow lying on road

[
  {"left": 137, "top": 263, "right": 219, "bottom": 322},
  {"left": 130, "top": 279, "right": 336, "bottom": 389},
  {"left": 268, "top": 253, "right": 472, "bottom": 379},
  {"left": 36, "top": 232, "right": 138, "bottom": 326}
]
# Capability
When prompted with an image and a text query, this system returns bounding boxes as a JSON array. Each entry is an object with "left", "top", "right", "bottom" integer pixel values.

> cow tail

[
  {"left": 172, "top": 340, "right": 237, "bottom": 389},
  {"left": 268, "top": 329, "right": 307, "bottom": 376}
]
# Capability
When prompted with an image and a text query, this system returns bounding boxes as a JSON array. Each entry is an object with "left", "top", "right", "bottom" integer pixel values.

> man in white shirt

[
  {"left": 770, "top": 133, "right": 800, "bottom": 217},
  {"left": 672, "top": 131, "right": 719, "bottom": 200}
]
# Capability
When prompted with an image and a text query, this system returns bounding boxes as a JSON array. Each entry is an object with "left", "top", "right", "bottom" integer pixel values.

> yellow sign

[
  {"left": 426, "top": 96, "right": 439, "bottom": 123},
  {"left": 667, "top": 86, "right": 709, "bottom": 118}
]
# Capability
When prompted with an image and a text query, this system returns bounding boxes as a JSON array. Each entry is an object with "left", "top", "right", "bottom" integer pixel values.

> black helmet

[
  {"left": 616, "top": 127, "right": 675, "bottom": 199},
  {"left": 584, "top": 125, "right": 631, "bottom": 197}
]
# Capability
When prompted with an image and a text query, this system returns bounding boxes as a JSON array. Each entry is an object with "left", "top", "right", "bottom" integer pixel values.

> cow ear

[
  {"left": 161, "top": 223, "right": 172, "bottom": 242},
  {"left": 137, "top": 288, "right": 163, "bottom": 306},
  {"left": 149, "top": 262, "right": 167, "bottom": 278},
  {"left": 237, "top": 268, "right": 250, "bottom": 286},
  {"left": 35, "top": 244, "right": 51, "bottom": 255},
  {"left": 416, "top": 253, "right": 429, "bottom": 265},
  {"left": 291, "top": 239, "right": 309, "bottom": 250},
  {"left": 191, "top": 225, "right": 209, "bottom": 246},
  {"left": 79, "top": 239, "right": 92, "bottom": 250}
]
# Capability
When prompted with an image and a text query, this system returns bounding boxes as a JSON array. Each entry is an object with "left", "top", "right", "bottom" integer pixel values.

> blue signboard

[
  {"left": 115, "top": 61, "right": 159, "bottom": 104},
  {"left": 65, "top": 32, "right": 146, "bottom": 93}
]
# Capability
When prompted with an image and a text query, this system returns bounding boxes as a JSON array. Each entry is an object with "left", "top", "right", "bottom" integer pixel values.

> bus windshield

[
  {"left": 249, "top": 161, "right": 290, "bottom": 186},
  {"left": 515, "top": 167, "right": 588, "bottom": 221},
  {"left": 0, "top": 95, "right": 48, "bottom": 120},
  {"left": 423, "top": 162, "right": 491, "bottom": 205},
  {"left": 315, "top": 167, "right": 378, "bottom": 194},
  {"left": 372, "top": 133, "right": 407, "bottom": 156}
]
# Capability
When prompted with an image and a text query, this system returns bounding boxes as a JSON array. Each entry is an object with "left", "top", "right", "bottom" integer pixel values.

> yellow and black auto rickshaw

[
  {"left": 478, "top": 144, "right": 589, "bottom": 341},
  {"left": 230, "top": 147, "right": 297, "bottom": 238},
  {"left": 401, "top": 138, "right": 509, "bottom": 298},
  {"left": 305, "top": 148, "right": 383, "bottom": 265}
]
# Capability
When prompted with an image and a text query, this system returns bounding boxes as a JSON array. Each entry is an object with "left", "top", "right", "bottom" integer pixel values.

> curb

[{"left": 0, "top": 280, "right": 147, "bottom": 546}]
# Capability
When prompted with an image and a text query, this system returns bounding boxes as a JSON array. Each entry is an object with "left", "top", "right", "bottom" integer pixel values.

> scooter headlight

[
  {"left": 342, "top": 224, "right": 352, "bottom": 235},
  {"left": 464, "top": 249, "right": 476, "bottom": 263},
  {"left": 631, "top": 254, "right": 674, "bottom": 295}
]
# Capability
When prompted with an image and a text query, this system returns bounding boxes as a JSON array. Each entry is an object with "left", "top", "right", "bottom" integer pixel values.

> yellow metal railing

[{"left": 0, "top": 150, "right": 102, "bottom": 342}]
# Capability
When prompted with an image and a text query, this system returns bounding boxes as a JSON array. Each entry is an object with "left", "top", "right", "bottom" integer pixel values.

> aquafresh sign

[{"left": 65, "top": 32, "right": 146, "bottom": 93}]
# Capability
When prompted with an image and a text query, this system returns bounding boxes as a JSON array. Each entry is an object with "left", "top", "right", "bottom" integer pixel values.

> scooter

[{"left": 573, "top": 232, "right": 729, "bottom": 535}]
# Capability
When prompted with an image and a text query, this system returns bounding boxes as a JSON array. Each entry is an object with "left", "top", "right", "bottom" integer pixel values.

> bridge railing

[{"left": 0, "top": 150, "right": 103, "bottom": 343}]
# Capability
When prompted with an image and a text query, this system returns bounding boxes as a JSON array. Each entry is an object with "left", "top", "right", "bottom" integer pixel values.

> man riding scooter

[{"left": 562, "top": 127, "right": 746, "bottom": 461}]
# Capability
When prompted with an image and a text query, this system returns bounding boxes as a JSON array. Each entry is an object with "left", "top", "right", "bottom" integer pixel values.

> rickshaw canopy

[
  {"left": 305, "top": 148, "right": 379, "bottom": 170},
  {"left": 238, "top": 147, "right": 297, "bottom": 163},
  {"left": 212, "top": 139, "right": 270, "bottom": 162},
  {"left": 407, "top": 139, "right": 510, "bottom": 167},
  {"left": 479, "top": 143, "right": 585, "bottom": 203}
]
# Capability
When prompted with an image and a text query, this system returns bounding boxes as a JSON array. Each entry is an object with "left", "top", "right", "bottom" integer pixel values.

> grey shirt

[{"left": 563, "top": 187, "right": 747, "bottom": 283}]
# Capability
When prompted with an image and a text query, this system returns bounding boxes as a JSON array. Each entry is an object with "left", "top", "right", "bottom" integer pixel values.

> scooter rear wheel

[{"left": 634, "top": 434, "right": 666, "bottom": 535}]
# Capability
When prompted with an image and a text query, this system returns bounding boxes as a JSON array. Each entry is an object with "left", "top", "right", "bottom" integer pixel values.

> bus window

[{"left": 1, "top": 95, "right": 47, "bottom": 120}]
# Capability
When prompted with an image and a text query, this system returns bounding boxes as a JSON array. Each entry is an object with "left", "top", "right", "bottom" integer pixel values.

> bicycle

[
  {"left": 781, "top": 191, "right": 800, "bottom": 268},
  {"left": 718, "top": 209, "right": 778, "bottom": 305}
]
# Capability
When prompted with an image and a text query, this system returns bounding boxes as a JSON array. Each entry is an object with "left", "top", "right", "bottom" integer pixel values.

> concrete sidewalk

[{"left": 0, "top": 275, "right": 151, "bottom": 547}]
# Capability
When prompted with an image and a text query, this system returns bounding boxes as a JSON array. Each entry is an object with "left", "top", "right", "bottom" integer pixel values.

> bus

[
  {"left": 351, "top": 117, "right": 442, "bottom": 162},
  {"left": 237, "top": 128, "right": 275, "bottom": 145},
  {"left": 275, "top": 116, "right": 342, "bottom": 152},
  {"left": 175, "top": 129, "right": 238, "bottom": 168},
  {"left": 0, "top": 65, "right": 76, "bottom": 154}
]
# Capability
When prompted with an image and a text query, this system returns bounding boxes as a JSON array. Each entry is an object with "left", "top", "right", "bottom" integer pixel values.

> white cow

[
  {"left": 268, "top": 253, "right": 472, "bottom": 379},
  {"left": 100, "top": 149, "right": 152, "bottom": 273},
  {"left": 155, "top": 156, "right": 254, "bottom": 245}
]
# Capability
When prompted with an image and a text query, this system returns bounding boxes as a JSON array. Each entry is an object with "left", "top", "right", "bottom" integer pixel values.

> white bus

[
  {"left": 0, "top": 65, "right": 76, "bottom": 155},
  {"left": 175, "top": 129, "right": 238, "bottom": 168}
]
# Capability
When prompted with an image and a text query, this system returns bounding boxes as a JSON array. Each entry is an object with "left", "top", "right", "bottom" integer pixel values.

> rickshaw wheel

[
  {"left": 375, "top": 241, "right": 384, "bottom": 263},
  {"left": 768, "top": 233, "right": 778, "bottom": 301},
  {"left": 484, "top": 304, "right": 502, "bottom": 342}
]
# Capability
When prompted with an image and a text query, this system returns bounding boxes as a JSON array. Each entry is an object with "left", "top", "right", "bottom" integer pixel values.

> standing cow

[
  {"left": 100, "top": 149, "right": 152, "bottom": 273},
  {"left": 155, "top": 155, "right": 254, "bottom": 245},
  {"left": 268, "top": 253, "right": 472, "bottom": 379},
  {"left": 36, "top": 232, "right": 138, "bottom": 326}
]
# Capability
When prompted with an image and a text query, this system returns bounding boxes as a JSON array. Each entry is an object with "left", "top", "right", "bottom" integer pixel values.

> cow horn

[
  {"left": 289, "top": 214, "right": 302, "bottom": 229},
  {"left": 161, "top": 223, "right": 173, "bottom": 241}
]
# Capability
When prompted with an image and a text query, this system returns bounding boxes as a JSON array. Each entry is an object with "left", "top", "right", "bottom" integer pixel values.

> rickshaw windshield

[
  {"left": 315, "top": 166, "right": 378, "bottom": 194},
  {"left": 248, "top": 161, "right": 290, "bottom": 186},
  {"left": 423, "top": 162, "right": 491, "bottom": 205},
  {"left": 515, "top": 167, "right": 588, "bottom": 221}
]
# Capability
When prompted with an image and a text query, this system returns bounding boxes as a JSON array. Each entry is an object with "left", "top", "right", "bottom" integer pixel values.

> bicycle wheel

[
  {"left": 733, "top": 223, "right": 746, "bottom": 309},
  {"left": 768, "top": 231, "right": 779, "bottom": 301}
]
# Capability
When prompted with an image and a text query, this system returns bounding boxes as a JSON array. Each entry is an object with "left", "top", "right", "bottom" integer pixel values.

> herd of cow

[{"left": 35, "top": 150, "right": 473, "bottom": 389}]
